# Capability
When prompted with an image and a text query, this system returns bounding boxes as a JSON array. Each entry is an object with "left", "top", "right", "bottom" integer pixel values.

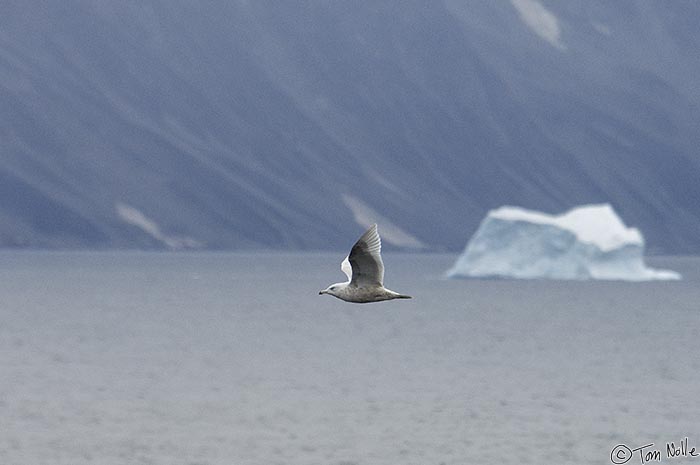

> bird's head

[{"left": 319, "top": 283, "right": 344, "bottom": 297}]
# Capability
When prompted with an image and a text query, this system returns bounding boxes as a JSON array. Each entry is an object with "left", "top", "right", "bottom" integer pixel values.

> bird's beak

[{"left": 319, "top": 290, "right": 325, "bottom": 295}]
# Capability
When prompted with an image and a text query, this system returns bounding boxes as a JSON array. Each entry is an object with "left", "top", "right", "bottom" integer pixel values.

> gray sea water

[{"left": 1, "top": 251, "right": 699, "bottom": 465}]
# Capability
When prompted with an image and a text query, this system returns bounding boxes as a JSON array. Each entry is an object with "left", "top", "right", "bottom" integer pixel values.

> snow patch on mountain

[
  {"left": 342, "top": 194, "right": 425, "bottom": 249},
  {"left": 116, "top": 203, "right": 203, "bottom": 250},
  {"left": 510, "top": 0, "right": 566, "bottom": 50}
]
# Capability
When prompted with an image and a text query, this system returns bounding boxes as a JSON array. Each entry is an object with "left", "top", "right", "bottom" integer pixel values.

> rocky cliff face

[{"left": 2, "top": 1, "right": 700, "bottom": 252}]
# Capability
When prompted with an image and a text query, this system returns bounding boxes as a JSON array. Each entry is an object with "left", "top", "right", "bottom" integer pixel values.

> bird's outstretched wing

[{"left": 348, "top": 224, "right": 384, "bottom": 287}]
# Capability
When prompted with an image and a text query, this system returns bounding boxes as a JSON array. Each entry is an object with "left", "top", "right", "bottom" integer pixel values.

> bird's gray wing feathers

[{"left": 348, "top": 224, "right": 384, "bottom": 287}]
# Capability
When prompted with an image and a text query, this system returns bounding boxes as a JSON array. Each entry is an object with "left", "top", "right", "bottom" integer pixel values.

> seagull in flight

[{"left": 319, "top": 224, "right": 412, "bottom": 303}]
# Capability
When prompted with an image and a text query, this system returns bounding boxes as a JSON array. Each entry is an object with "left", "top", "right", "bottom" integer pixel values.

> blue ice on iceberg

[{"left": 447, "top": 204, "right": 680, "bottom": 281}]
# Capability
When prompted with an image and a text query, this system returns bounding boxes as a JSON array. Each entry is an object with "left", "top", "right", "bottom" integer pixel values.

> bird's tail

[{"left": 395, "top": 294, "right": 412, "bottom": 299}]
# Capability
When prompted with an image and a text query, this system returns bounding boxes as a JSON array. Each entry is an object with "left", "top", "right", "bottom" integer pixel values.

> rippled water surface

[{"left": 1, "top": 252, "right": 699, "bottom": 465}]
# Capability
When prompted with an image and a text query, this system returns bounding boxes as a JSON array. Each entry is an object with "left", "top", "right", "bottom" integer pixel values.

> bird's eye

[{"left": 331, "top": 286, "right": 336, "bottom": 291}]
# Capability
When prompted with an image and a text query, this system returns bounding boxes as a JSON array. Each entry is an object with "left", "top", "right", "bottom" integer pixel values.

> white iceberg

[{"left": 447, "top": 204, "right": 680, "bottom": 281}]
